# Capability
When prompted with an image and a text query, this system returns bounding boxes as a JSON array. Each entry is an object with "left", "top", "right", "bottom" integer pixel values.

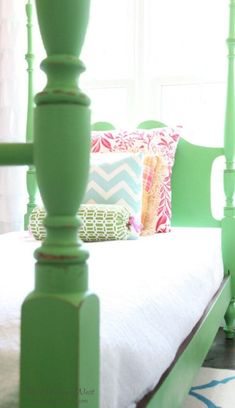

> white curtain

[
  {"left": 0, "top": 0, "right": 228, "bottom": 232},
  {"left": 0, "top": 1, "right": 28, "bottom": 233}
]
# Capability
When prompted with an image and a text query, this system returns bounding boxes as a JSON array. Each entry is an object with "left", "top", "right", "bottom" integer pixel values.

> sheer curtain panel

[{"left": 0, "top": 1, "right": 27, "bottom": 233}]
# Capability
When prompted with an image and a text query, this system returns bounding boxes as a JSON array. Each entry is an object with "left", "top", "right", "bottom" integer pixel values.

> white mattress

[{"left": 0, "top": 228, "right": 224, "bottom": 408}]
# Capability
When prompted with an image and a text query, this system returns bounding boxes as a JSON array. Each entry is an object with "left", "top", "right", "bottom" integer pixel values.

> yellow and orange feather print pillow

[{"left": 141, "top": 155, "right": 168, "bottom": 235}]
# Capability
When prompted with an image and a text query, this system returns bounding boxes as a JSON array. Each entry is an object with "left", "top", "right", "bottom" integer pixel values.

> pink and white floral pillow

[{"left": 91, "top": 127, "right": 181, "bottom": 233}]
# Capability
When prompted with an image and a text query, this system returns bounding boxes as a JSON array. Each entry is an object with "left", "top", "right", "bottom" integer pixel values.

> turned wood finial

[
  {"left": 35, "top": 0, "right": 90, "bottom": 106},
  {"left": 34, "top": 0, "right": 91, "bottom": 289}
]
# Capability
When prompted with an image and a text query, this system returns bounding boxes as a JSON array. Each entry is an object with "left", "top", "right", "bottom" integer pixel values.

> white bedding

[{"left": 0, "top": 228, "right": 224, "bottom": 408}]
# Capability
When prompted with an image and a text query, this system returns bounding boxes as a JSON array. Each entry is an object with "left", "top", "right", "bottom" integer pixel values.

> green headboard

[
  {"left": 136, "top": 120, "right": 224, "bottom": 227},
  {"left": 92, "top": 120, "right": 224, "bottom": 228},
  {"left": 171, "top": 140, "right": 223, "bottom": 227}
]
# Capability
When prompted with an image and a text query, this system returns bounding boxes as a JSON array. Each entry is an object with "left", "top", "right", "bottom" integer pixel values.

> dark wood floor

[{"left": 203, "top": 328, "right": 235, "bottom": 369}]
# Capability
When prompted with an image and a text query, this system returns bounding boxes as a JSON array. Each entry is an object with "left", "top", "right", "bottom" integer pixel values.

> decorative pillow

[
  {"left": 83, "top": 152, "right": 144, "bottom": 228},
  {"left": 91, "top": 127, "right": 181, "bottom": 233},
  {"left": 29, "top": 204, "right": 139, "bottom": 242},
  {"left": 141, "top": 155, "right": 167, "bottom": 235}
]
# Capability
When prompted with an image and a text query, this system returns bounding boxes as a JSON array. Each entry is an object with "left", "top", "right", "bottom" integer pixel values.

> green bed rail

[{"left": 0, "top": 143, "right": 33, "bottom": 165}]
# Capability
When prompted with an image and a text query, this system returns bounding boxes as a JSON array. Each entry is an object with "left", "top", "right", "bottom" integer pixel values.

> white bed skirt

[{"left": 0, "top": 228, "right": 224, "bottom": 408}]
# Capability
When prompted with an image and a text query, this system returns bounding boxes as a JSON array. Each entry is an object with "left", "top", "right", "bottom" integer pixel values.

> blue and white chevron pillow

[{"left": 83, "top": 152, "right": 144, "bottom": 227}]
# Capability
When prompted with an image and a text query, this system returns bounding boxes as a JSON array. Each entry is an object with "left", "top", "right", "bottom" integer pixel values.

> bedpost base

[
  {"left": 20, "top": 292, "right": 99, "bottom": 408},
  {"left": 224, "top": 299, "right": 235, "bottom": 339}
]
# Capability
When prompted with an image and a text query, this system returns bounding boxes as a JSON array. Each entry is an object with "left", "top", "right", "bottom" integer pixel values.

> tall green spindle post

[
  {"left": 223, "top": 0, "right": 235, "bottom": 339},
  {"left": 20, "top": 1, "right": 99, "bottom": 407},
  {"left": 24, "top": 0, "right": 37, "bottom": 229}
]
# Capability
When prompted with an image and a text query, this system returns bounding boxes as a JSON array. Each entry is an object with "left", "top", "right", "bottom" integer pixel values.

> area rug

[{"left": 183, "top": 367, "right": 235, "bottom": 407}]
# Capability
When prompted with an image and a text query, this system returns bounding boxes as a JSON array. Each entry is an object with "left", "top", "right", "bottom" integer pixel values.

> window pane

[
  {"left": 82, "top": 0, "right": 135, "bottom": 80},
  {"left": 148, "top": 0, "right": 227, "bottom": 79},
  {"left": 160, "top": 81, "right": 226, "bottom": 146},
  {"left": 87, "top": 87, "right": 130, "bottom": 127}
]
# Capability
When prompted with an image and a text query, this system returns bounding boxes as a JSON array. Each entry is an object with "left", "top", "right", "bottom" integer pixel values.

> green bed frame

[{"left": 0, "top": 0, "right": 235, "bottom": 407}]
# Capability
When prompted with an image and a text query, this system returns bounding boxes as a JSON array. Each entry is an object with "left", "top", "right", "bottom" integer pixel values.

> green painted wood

[
  {"left": 146, "top": 278, "right": 231, "bottom": 408},
  {"left": 24, "top": 0, "right": 37, "bottom": 230},
  {"left": 223, "top": 0, "right": 235, "bottom": 338},
  {"left": 91, "top": 121, "right": 115, "bottom": 131},
  {"left": 0, "top": 143, "right": 33, "bottom": 165},
  {"left": 224, "top": 297, "right": 235, "bottom": 338},
  {"left": 20, "top": 1, "right": 99, "bottom": 408},
  {"left": 24, "top": 166, "right": 37, "bottom": 229},
  {"left": 171, "top": 139, "right": 223, "bottom": 227},
  {"left": 21, "top": 293, "right": 99, "bottom": 408},
  {"left": 137, "top": 119, "right": 167, "bottom": 129},
  {"left": 25, "top": 0, "right": 34, "bottom": 145}
]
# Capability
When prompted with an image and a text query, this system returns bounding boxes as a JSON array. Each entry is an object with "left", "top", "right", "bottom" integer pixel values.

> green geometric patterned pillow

[{"left": 29, "top": 204, "right": 139, "bottom": 242}]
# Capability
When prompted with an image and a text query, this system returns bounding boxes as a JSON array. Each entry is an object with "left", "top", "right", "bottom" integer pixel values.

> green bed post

[
  {"left": 24, "top": 0, "right": 37, "bottom": 230},
  {"left": 223, "top": 0, "right": 235, "bottom": 339},
  {"left": 20, "top": 1, "right": 99, "bottom": 408}
]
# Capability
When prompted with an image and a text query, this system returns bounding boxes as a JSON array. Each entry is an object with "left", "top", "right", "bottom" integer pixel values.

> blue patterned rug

[{"left": 183, "top": 368, "right": 235, "bottom": 408}]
